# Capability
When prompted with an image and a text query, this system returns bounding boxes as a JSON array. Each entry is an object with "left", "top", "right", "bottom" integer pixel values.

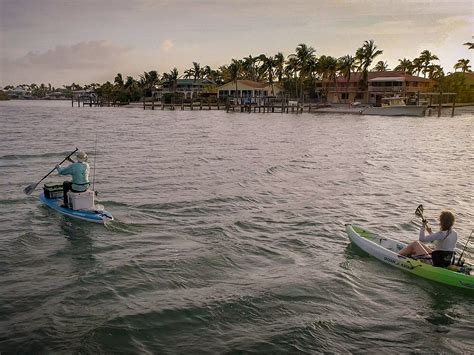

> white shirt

[{"left": 419, "top": 227, "right": 457, "bottom": 251}]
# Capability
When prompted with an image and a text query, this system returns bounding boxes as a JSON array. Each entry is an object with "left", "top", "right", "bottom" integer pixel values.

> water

[{"left": 0, "top": 100, "right": 473, "bottom": 353}]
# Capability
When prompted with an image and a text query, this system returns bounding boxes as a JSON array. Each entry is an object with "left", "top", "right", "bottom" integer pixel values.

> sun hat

[{"left": 76, "top": 151, "right": 88, "bottom": 162}]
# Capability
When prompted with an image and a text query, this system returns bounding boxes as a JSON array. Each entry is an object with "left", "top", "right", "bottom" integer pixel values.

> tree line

[{"left": 2, "top": 40, "right": 473, "bottom": 102}]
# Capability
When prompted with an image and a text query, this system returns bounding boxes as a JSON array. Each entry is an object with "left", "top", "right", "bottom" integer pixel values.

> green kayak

[{"left": 346, "top": 224, "right": 474, "bottom": 290}]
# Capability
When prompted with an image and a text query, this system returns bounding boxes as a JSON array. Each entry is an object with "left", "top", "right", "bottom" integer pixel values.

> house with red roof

[{"left": 320, "top": 71, "right": 434, "bottom": 105}]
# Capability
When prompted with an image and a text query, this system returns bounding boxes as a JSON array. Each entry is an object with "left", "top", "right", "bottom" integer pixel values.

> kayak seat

[
  {"left": 411, "top": 254, "right": 432, "bottom": 264},
  {"left": 431, "top": 250, "right": 455, "bottom": 268}
]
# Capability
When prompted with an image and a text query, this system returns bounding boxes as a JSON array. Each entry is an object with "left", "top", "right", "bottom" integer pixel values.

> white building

[{"left": 217, "top": 80, "right": 282, "bottom": 98}]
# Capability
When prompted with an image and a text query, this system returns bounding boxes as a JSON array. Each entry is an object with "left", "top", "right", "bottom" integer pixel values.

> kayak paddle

[
  {"left": 23, "top": 148, "right": 78, "bottom": 195},
  {"left": 415, "top": 204, "right": 427, "bottom": 224},
  {"left": 415, "top": 204, "right": 434, "bottom": 233}
]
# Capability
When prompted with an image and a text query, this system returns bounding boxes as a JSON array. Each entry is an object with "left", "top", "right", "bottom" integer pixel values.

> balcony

[{"left": 368, "top": 86, "right": 405, "bottom": 93}]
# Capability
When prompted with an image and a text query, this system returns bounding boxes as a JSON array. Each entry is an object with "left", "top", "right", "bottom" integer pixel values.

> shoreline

[{"left": 2, "top": 99, "right": 473, "bottom": 116}]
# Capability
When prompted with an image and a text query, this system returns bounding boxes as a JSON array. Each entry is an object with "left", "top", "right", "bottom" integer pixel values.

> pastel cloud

[
  {"left": 0, "top": 41, "right": 148, "bottom": 85},
  {"left": 11, "top": 41, "right": 130, "bottom": 69}
]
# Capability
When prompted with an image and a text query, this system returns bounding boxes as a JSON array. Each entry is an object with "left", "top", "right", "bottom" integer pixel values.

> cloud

[
  {"left": 161, "top": 39, "right": 174, "bottom": 52},
  {"left": 0, "top": 40, "right": 139, "bottom": 85},
  {"left": 9, "top": 40, "right": 130, "bottom": 69}
]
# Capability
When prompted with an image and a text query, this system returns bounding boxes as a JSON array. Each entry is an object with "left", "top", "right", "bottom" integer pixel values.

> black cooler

[{"left": 43, "top": 183, "right": 63, "bottom": 199}]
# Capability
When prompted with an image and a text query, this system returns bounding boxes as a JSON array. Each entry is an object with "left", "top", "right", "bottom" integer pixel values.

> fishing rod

[
  {"left": 457, "top": 229, "right": 473, "bottom": 266},
  {"left": 92, "top": 134, "right": 98, "bottom": 193}
]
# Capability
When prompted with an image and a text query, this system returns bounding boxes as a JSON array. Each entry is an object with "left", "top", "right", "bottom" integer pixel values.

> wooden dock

[
  {"left": 75, "top": 92, "right": 459, "bottom": 117},
  {"left": 71, "top": 94, "right": 125, "bottom": 108},
  {"left": 141, "top": 96, "right": 336, "bottom": 114},
  {"left": 142, "top": 97, "right": 224, "bottom": 111}
]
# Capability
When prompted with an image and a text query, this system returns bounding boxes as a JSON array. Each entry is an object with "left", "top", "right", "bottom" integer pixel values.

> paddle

[
  {"left": 23, "top": 148, "right": 78, "bottom": 195},
  {"left": 415, "top": 204, "right": 428, "bottom": 225}
]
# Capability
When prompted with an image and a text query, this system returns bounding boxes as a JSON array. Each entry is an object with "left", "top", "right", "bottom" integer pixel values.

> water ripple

[{"left": 0, "top": 101, "right": 473, "bottom": 353}]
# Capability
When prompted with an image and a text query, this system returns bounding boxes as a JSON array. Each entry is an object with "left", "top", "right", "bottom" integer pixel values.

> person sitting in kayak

[
  {"left": 399, "top": 211, "right": 458, "bottom": 267},
  {"left": 55, "top": 150, "right": 90, "bottom": 208}
]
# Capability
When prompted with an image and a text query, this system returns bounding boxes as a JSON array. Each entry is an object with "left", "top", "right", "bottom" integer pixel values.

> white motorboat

[{"left": 362, "top": 97, "right": 426, "bottom": 117}]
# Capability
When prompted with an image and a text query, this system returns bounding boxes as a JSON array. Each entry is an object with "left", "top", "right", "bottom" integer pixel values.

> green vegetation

[
  {"left": 0, "top": 91, "right": 10, "bottom": 100},
  {"left": 3, "top": 40, "right": 473, "bottom": 103},
  {"left": 439, "top": 73, "right": 474, "bottom": 103}
]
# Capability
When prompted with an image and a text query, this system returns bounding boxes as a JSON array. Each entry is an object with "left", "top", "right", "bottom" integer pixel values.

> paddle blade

[
  {"left": 23, "top": 183, "right": 38, "bottom": 195},
  {"left": 415, "top": 204, "right": 424, "bottom": 218}
]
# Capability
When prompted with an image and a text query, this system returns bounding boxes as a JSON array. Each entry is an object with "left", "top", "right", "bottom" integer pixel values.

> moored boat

[{"left": 362, "top": 96, "right": 426, "bottom": 117}]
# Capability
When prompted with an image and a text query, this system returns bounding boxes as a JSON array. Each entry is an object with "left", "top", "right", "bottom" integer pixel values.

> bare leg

[{"left": 399, "top": 241, "right": 432, "bottom": 257}]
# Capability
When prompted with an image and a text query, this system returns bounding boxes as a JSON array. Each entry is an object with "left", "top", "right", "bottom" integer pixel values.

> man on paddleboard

[{"left": 55, "top": 151, "right": 90, "bottom": 208}]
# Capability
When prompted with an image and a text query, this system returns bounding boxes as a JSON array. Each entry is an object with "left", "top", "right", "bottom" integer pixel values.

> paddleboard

[
  {"left": 346, "top": 224, "right": 474, "bottom": 290},
  {"left": 39, "top": 192, "right": 113, "bottom": 224}
]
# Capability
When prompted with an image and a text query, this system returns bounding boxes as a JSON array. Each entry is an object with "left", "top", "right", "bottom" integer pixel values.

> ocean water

[{"left": 0, "top": 100, "right": 473, "bottom": 353}]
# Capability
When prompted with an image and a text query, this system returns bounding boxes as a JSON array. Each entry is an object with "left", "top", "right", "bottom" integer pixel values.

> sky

[{"left": 0, "top": 0, "right": 472, "bottom": 87}]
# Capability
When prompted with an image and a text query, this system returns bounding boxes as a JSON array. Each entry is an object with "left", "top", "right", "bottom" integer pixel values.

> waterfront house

[
  {"left": 6, "top": 86, "right": 32, "bottom": 99},
  {"left": 217, "top": 80, "right": 282, "bottom": 98},
  {"left": 159, "top": 78, "right": 215, "bottom": 99},
  {"left": 72, "top": 89, "right": 97, "bottom": 101},
  {"left": 320, "top": 71, "right": 434, "bottom": 105}
]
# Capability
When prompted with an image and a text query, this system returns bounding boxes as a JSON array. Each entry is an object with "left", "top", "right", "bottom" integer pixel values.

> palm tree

[
  {"left": 125, "top": 76, "right": 134, "bottom": 88},
  {"left": 274, "top": 52, "right": 285, "bottom": 84},
  {"left": 463, "top": 42, "right": 474, "bottom": 49},
  {"left": 114, "top": 73, "right": 124, "bottom": 87},
  {"left": 259, "top": 55, "right": 276, "bottom": 95},
  {"left": 318, "top": 55, "right": 339, "bottom": 102},
  {"left": 288, "top": 43, "right": 316, "bottom": 100},
  {"left": 411, "top": 57, "right": 423, "bottom": 76},
  {"left": 242, "top": 55, "right": 258, "bottom": 81},
  {"left": 184, "top": 62, "right": 202, "bottom": 81},
  {"left": 306, "top": 55, "right": 319, "bottom": 97},
  {"left": 202, "top": 65, "right": 223, "bottom": 85},
  {"left": 228, "top": 59, "right": 241, "bottom": 98},
  {"left": 96, "top": 81, "right": 114, "bottom": 102},
  {"left": 417, "top": 50, "right": 439, "bottom": 78},
  {"left": 163, "top": 68, "right": 179, "bottom": 94},
  {"left": 202, "top": 65, "right": 212, "bottom": 79},
  {"left": 338, "top": 55, "right": 356, "bottom": 102},
  {"left": 426, "top": 64, "right": 444, "bottom": 81},
  {"left": 454, "top": 59, "right": 472, "bottom": 72},
  {"left": 373, "top": 60, "right": 389, "bottom": 72},
  {"left": 139, "top": 70, "right": 160, "bottom": 97},
  {"left": 284, "top": 56, "right": 299, "bottom": 98},
  {"left": 355, "top": 40, "right": 383, "bottom": 100},
  {"left": 394, "top": 58, "right": 413, "bottom": 74},
  {"left": 122, "top": 76, "right": 140, "bottom": 102}
]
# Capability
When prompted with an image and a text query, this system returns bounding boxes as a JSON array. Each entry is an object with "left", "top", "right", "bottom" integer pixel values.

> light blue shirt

[{"left": 57, "top": 162, "right": 90, "bottom": 192}]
